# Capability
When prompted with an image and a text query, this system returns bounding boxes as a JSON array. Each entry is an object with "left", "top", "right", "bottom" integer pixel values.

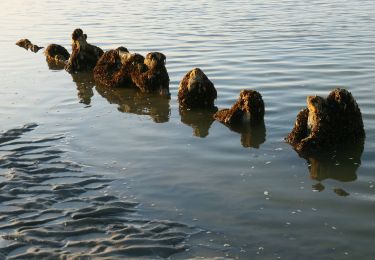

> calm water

[{"left": 1, "top": 0, "right": 375, "bottom": 259}]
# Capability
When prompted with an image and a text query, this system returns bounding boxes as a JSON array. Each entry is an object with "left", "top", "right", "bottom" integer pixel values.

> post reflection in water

[
  {"left": 306, "top": 141, "right": 364, "bottom": 196},
  {"left": 46, "top": 58, "right": 95, "bottom": 105},
  {"left": 95, "top": 84, "right": 170, "bottom": 123},
  {"left": 229, "top": 121, "right": 266, "bottom": 148},
  {"left": 179, "top": 108, "right": 218, "bottom": 138},
  {"left": 179, "top": 106, "right": 267, "bottom": 146},
  {"left": 71, "top": 72, "right": 95, "bottom": 105}
]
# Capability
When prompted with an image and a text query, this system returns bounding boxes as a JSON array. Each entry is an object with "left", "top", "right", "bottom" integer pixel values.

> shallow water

[{"left": 1, "top": 0, "right": 375, "bottom": 259}]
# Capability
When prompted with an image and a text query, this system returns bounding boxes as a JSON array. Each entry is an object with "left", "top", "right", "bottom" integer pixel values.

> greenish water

[{"left": 0, "top": 0, "right": 374, "bottom": 259}]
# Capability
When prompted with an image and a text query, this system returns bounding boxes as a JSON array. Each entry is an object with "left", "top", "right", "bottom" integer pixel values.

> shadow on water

[
  {"left": 179, "top": 107, "right": 218, "bottom": 138},
  {"left": 305, "top": 141, "right": 365, "bottom": 196},
  {"left": 0, "top": 124, "right": 197, "bottom": 259},
  {"left": 95, "top": 84, "right": 171, "bottom": 123}
]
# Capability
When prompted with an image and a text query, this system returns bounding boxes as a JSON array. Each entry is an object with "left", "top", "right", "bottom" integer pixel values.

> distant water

[{"left": 1, "top": 0, "right": 375, "bottom": 259}]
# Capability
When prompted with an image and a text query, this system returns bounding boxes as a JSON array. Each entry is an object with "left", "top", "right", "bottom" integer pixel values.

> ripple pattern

[{"left": 0, "top": 124, "right": 192, "bottom": 259}]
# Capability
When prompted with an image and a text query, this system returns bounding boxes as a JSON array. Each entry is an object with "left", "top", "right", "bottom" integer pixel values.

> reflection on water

[
  {"left": 234, "top": 121, "right": 266, "bottom": 148},
  {"left": 46, "top": 58, "right": 95, "bottom": 105},
  {"left": 71, "top": 72, "right": 95, "bottom": 105},
  {"left": 179, "top": 108, "right": 217, "bottom": 138},
  {"left": 222, "top": 121, "right": 266, "bottom": 148},
  {"left": 306, "top": 141, "right": 364, "bottom": 196},
  {"left": 307, "top": 142, "right": 364, "bottom": 182},
  {"left": 95, "top": 84, "right": 170, "bottom": 123}
]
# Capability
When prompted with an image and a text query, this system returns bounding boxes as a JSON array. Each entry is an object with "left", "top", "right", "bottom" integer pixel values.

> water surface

[{"left": 1, "top": 0, "right": 375, "bottom": 259}]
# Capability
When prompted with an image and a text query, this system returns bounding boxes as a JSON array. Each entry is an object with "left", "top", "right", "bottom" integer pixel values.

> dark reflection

[
  {"left": 71, "top": 72, "right": 95, "bottom": 105},
  {"left": 95, "top": 84, "right": 170, "bottom": 123},
  {"left": 312, "top": 183, "right": 325, "bottom": 192},
  {"left": 305, "top": 141, "right": 364, "bottom": 196},
  {"left": 45, "top": 57, "right": 95, "bottom": 105},
  {"left": 307, "top": 143, "right": 363, "bottom": 182},
  {"left": 333, "top": 188, "right": 350, "bottom": 197},
  {"left": 179, "top": 107, "right": 218, "bottom": 138},
  {"left": 219, "top": 120, "right": 266, "bottom": 148}
]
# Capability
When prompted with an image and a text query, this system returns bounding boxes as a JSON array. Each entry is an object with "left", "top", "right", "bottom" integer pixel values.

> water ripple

[{"left": 0, "top": 124, "right": 196, "bottom": 259}]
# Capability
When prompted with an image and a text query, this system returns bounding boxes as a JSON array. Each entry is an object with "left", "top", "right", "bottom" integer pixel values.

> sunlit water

[{"left": 1, "top": 0, "right": 375, "bottom": 259}]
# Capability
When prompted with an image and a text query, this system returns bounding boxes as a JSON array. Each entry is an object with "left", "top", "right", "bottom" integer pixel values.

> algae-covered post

[
  {"left": 16, "top": 38, "right": 44, "bottom": 53},
  {"left": 94, "top": 48, "right": 170, "bottom": 96},
  {"left": 286, "top": 88, "right": 365, "bottom": 157},
  {"left": 130, "top": 52, "right": 170, "bottom": 96},
  {"left": 214, "top": 89, "right": 266, "bottom": 148},
  {"left": 65, "top": 28, "right": 104, "bottom": 73},
  {"left": 93, "top": 48, "right": 134, "bottom": 88},
  {"left": 44, "top": 44, "right": 70, "bottom": 70},
  {"left": 214, "top": 89, "right": 265, "bottom": 126},
  {"left": 44, "top": 44, "right": 70, "bottom": 64},
  {"left": 178, "top": 68, "right": 217, "bottom": 109}
]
